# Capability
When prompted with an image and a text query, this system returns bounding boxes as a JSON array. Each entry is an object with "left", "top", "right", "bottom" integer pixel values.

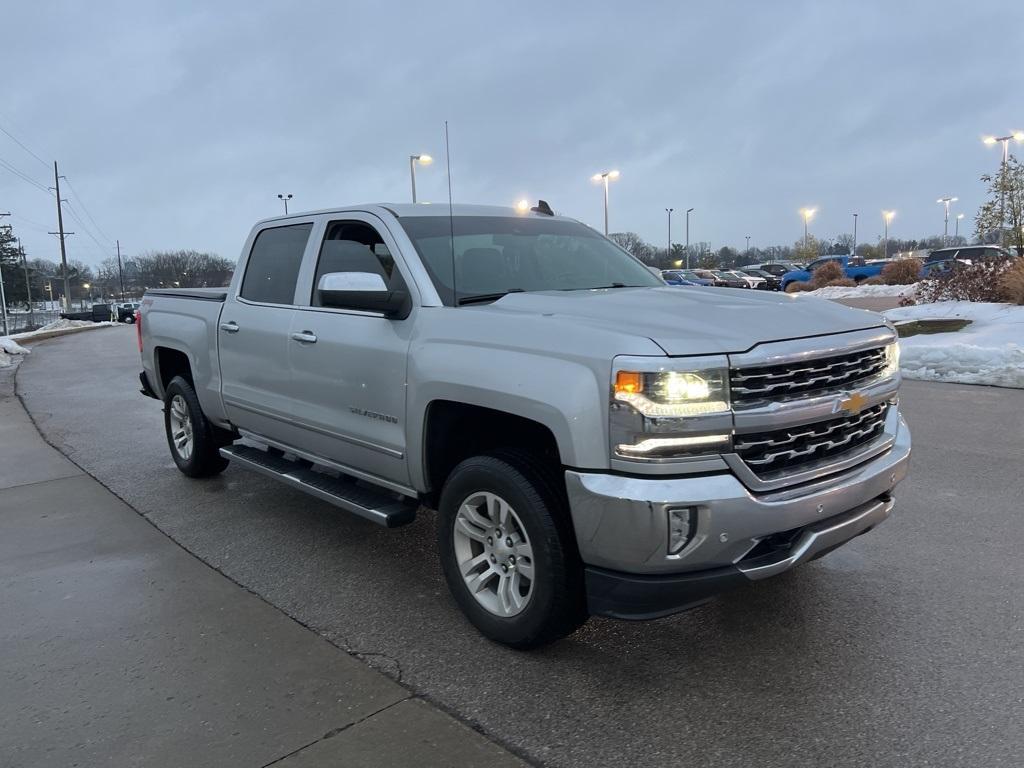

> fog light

[{"left": 668, "top": 507, "right": 695, "bottom": 554}]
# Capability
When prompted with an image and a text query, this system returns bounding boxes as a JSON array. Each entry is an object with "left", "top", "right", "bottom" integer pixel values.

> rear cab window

[{"left": 240, "top": 223, "right": 314, "bottom": 305}]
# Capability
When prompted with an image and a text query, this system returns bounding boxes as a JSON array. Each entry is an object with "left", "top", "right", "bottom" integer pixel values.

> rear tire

[
  {"left": 438, "top": 451, "right": 587, "bottom": 649},
  {"left": 163, "top": 376, "right": 231, "bottom": 478}
]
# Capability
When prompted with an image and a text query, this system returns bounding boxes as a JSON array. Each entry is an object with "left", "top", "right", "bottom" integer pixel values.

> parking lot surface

[{"left": 16, "top": 326, "right": 1024, "bottom": 767}]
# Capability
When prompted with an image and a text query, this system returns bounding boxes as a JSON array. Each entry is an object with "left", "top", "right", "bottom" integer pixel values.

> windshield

[{"left": 398, "top": 215, "right": 662, "bottom": 305}]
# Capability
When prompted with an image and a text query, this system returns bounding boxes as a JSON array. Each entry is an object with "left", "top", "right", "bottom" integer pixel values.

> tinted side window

[
  {"left": 240, "top": 223, "right": 313, "bottom": 304},
  {"left": 311, "top": 220, "right": 406, "bottom": 306}
]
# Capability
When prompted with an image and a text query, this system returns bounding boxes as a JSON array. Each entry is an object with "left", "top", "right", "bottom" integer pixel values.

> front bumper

[{"left": 567, "top": 414, "right": 911, "bottom": 619}]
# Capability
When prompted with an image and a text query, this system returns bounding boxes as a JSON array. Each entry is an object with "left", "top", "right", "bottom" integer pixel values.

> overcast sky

[{"left": 2, "top": 0, "right": 1021, "bottom": 268}]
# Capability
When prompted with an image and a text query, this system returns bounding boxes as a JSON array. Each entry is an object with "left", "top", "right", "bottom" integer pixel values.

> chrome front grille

[
  {"left": 734, "top": 403, "right": 888, "bottom": 477},
  {"left": 730, "top": 346, "right": 888, "bottom": 402}
]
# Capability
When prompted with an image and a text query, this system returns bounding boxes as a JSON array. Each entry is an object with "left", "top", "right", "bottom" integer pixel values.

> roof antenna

[{"left": 445, "top": 120, "right": 456, "bottom": 305}]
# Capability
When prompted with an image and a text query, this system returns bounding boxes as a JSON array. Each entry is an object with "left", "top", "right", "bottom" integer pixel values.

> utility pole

[
  {"left": 49, "top": 162, "right": 73, "bottom": 312},
  {"left": 19, "top": 238, "right": 33, "bottom": 328},
  {"left": 116, "top": 239, "right": 125, "bottom": 300},
  {"left": 0, "top": 212, "right": 9, "bottom": 335}
]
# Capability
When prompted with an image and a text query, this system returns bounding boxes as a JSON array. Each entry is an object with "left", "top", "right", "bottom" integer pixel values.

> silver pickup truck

[{"left": 138, "top": 203, "right": 911, "bottom": 648}]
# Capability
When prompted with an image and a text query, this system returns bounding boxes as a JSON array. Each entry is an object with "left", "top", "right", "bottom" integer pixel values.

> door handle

[
  {"left": 219, "top": 321, "right": 239, "bottom": 333},
  {"left": 290, "top": 331, "right": 318, "bottom": 344}
]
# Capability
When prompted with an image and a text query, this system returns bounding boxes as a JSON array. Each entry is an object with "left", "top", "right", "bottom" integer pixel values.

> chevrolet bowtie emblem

[{"left": 838, "top": 391, "right": 868, "bottom": 415}]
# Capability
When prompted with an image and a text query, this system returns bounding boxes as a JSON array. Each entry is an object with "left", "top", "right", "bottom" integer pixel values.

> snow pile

[
  {"left": 10, "top": 318, "right": 119, "bottom": 341},
  {"left": 884, "top": 302, "right": 1024, "bottom": 388},
  {"left": 0, "top": 337, "right": 30, "bottom": 369},
  {"left": 802, "top": 283, "right": 919, "bottom": 299}
]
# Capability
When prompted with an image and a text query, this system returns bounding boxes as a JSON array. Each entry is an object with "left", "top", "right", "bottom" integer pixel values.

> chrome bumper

[{"left": 566, "top": 414, "right": 911, "bottom": 577}]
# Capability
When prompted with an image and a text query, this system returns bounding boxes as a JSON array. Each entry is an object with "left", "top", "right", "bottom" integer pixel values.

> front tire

[
  {"left": 163, "top": 376, "right": 230, "bottom": 478},
  {"left": 438, "top": 451, "right": 587, "bottom": 649}
]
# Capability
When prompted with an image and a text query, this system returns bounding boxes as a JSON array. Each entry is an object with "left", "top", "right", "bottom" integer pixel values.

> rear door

[
  {"left": 219, "top": 221, "right": 315, "bottom": 443},
  {"left": 287, "top": 214, "right": 414, "bottom": 486}
]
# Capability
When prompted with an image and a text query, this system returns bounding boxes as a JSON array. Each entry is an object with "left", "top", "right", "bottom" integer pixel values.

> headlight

[
  {"left": 613, "top": 370, "right": 729, "bottom": 417},
  {"left": 611, "top": 356, "right": 732, "bottom": 461},
  {"left": 882, "top": 341, "right": 900, "bottom": 377}
]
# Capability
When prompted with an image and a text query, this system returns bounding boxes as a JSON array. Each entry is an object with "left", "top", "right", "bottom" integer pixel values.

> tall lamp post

[
  {"left": 685, "top": 207, "right": 694, "bottom": 268},
  {"left": 745, "top": 235, "right": 751, "bottom": 257},
  {"left": 982, "top": 132, "right": 1024, "bottom": 245},
  {"left": 800, "top": 208, "right": 816, "bottom": 253},
  {"left": 852, "top": 213, "right": 858, "bottom": 258},
  {"left": 665, "top": 208, "right": 673, "bottom": 257},
  {"left": 882, "top": 210, "right": 895, "bottom": 259},
  {"left": 409, "top": 154, "right": 433, "bottom": 203},
  {"left": 277, "top": 193, "right": 293, "bottom": 214},
  {"left": 937, "top": 196, "right": 957, "bottom": 245},
  {"left": 955, "top": 212, "right": 964, "bottom": 239},
  {"left": 591, "top": 170, "right": 620, "bottom": 235}
]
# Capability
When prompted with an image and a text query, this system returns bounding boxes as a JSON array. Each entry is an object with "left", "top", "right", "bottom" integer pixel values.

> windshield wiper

[{"left": 456, "top": 288, "right": 524, "bottom": 306}]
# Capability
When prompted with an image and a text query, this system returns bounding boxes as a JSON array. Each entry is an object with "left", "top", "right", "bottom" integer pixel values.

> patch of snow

[
  {"left": 0, "top": 336, "right": 30, "bottom": 368},
  {"left": 9, "top": 319, "right": 119, "bottom": 341},
  {"left": 802, "top": 283, "right": 918, "bottom": 299},
  {"left": 0, "top": 338, "right": 30, "bottom": 355},
  {"left": 883, "top": 302, "right": 1024, "bottom": 388}
]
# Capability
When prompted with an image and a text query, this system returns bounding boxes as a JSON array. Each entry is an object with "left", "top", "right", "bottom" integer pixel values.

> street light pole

[
  {"left": 800, "top": 208, "right": 816, "bottom": 254},
  {"left": 745, "top": 235, "right": 750, "bottom": 256},
  {"left": 983, "top": 132, "right": 1024, "bottom": 246},
  {"left": 409, "top": 154, "right": 433, "bottom": 203},
  {"left": 937, "top": 196, "right": 957, "bottom": 245},
  {"left": 685, "top": 207, "right": 694, "bottom": 269},
  {"left": 277, "top": 193, "right": 293, "bottom": 214},
  {"left": 665, "top": 208, "right": 673, "bottom": 257},
  {"left": 955, "top": 213, "right": 964, "bottom": 239},
  {"left": 883, "top": 210, "right": 895, "bottom": 259},
  {"left": 591, "top": 170, "right": 620, "bottom": 235}
]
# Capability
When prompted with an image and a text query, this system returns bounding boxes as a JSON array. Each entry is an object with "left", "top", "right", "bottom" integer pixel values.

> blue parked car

[
  {"left": 780, "top": 256, "right": 884, "bottom": 290},
  {"left": 661, "top": 269, "right": 713, "bottom": 286}
]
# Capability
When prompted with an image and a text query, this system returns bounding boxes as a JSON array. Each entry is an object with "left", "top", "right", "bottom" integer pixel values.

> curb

[{"left": 10, "top": 322, "right": 121, "bottom": 344}]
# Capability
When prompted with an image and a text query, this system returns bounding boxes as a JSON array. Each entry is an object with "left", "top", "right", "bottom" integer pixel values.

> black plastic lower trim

[
  {"left": 139, "top": 371, "right": 158, "bottom": 400},
  {"left": 585, "top": 564, "right": 750, "bottom": 620}
]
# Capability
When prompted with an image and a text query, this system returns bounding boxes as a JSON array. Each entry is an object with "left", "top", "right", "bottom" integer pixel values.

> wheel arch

[{"left": 420, "top": 400, "right": 564, "bottom": 508}]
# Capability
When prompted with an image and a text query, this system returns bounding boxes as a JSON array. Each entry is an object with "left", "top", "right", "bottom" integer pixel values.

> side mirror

[{"left": 317, "top": 272, "right": 409, "bottom": 318}]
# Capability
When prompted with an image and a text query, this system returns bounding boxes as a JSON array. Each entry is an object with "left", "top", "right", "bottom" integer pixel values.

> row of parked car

[
  {"left": 777, "top": 245, "right": 1014, "bottom": 290},
  {"left": 660, "top": 262, "right": 795, "bottom": 291},
  {"left": 661, "top": 245, "right": 1015, "bottom": 292}
]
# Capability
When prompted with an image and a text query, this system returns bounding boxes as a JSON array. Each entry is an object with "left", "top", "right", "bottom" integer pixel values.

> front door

[{"left": 286, "top": 216, "right": 413, "bottom": 486}]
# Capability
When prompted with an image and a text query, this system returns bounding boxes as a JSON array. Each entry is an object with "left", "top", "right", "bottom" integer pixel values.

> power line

[
  {"left": 0, "top": 120, "right": 50, "bottom": 169},
  {"left": 61, "top": 202, "right": 109, "bottom": 260},
  {"left": 63, "top": 176, "right": 114, "bottom": 245},
  {"left": 0, "top": 155, "right": 53, "bottom": 196}
]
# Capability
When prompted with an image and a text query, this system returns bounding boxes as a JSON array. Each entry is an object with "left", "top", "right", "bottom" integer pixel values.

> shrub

[
  {"left": 823, "top": 278, "right": 857, "bottom": 287},
  {"left": 881, "top": 258, "right": 922, "bottom": 285},
  {"left": 811, "top": 260, "right": 844, "bottom": 287},
  {"left": 915, "top": 257, "right": 1012, "bottom": 304},
  {"left": 785, "top": 281, "right": 815, "bottom": 293},
  {"left": 999, "top": 257, "right": 1024, "bottom": 305},
  {"left": 863, "top": 276, "right": 886, "bottom": 285}
]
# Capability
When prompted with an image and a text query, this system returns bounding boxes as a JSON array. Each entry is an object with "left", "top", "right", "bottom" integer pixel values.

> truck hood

[{"left": 479, "top": 287, "right": 885, "bottom": 355}]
